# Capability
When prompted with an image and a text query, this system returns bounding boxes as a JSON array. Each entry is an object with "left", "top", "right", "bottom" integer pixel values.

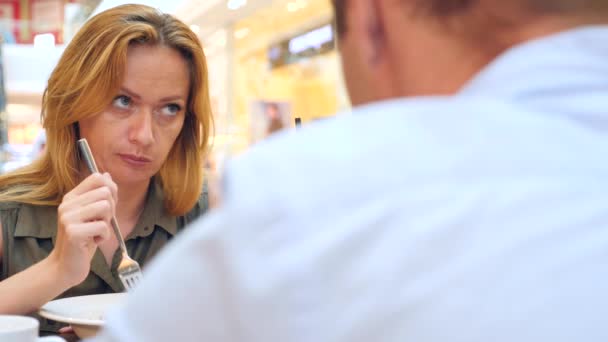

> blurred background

[{"left": 0, "top": 0, "right": 350, "bottom": 173}]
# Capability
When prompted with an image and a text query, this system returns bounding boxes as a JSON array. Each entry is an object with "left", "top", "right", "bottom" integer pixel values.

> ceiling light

[
  {"left": 190, "top": 25, "right": 201, "bottom": 35},
  {"left": 286, "top": 0, "right": 307, "bottom": 12},
  {"left": 287, "top": 2, "right": 298, "bottom": 12},
  {"left": 227, "top": 0, "right": 247, "bottom": 10},
  {"left": 33, "top": 33, "right": 55, "bottom": 48},
  {"left": 234, "top": 27, "right": 250, "bottom": 40}
]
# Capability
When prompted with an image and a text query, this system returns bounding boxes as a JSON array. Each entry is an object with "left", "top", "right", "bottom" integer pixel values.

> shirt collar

[
  {"left": 460, "top": 25, "right": 608, "bottom": 99},
  {"left": 127, "top": 180, "right": 177, "bottom": 239},
  {"left": 14, "top": 204, "right": 56, "bottom": 239}
]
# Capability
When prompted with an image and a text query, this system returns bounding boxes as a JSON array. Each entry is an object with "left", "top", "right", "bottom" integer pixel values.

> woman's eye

[
  {"left": 160, "top": 103, "right": 182, "bottom": 116},
  {"left": 112, "top": 95, "right": 132, "bottom": 110}
]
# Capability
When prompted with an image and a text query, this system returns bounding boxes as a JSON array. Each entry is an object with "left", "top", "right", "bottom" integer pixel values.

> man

[{"left": 91, "top": 0, "right": 608, "bottom": 341}]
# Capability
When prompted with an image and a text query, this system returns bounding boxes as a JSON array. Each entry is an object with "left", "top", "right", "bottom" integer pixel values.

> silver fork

[{"left": 77, "top": 138, "right": 143, "bottom": 291}]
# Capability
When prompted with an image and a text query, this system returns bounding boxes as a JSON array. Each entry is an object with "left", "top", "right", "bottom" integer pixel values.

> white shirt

[{"left": 92, "top": 26, "right": 608, "bottom": 342}]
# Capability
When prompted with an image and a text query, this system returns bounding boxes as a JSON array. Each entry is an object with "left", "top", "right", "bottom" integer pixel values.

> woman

[{"left": 0, "top": 4, "right": 211, "bottom": 332}]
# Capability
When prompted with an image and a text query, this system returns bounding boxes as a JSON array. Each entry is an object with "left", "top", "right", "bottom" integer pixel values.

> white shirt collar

[{"left": 460, "top": 25, "right": 608, "bottom": 98}]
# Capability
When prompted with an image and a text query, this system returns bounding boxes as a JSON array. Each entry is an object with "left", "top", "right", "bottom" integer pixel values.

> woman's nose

[{"left": 128, "top": 108, "right": 154, "bottom": 146}]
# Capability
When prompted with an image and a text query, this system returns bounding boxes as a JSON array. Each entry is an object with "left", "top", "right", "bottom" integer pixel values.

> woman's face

[{"left": 79, "top": 44, "right": 190, "bottom": 186}]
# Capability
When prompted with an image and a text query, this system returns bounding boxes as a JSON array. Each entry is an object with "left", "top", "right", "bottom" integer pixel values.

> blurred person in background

[
  {"left": 264, "top": 102, "right": 285, "bottom": 135},
  {"left": 0, "top": 4, "right": 211, "bottom": 333},
  {"left": 92, "top": 0, "right": 608, "bottom": 341}
]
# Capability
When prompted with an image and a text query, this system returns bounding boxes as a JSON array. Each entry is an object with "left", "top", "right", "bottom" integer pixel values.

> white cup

[{"left": 0, "top": 316, "right": 65, "bottom": 342}]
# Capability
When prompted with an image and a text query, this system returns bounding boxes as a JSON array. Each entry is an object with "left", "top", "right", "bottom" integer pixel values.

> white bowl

[{"left": 39, "top": 293, "right": 127, "bottom": 338}]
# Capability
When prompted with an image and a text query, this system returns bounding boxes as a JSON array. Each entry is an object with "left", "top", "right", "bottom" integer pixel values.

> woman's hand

[{"left": 48, "top": 172, "right": 117, "bottom": 287}]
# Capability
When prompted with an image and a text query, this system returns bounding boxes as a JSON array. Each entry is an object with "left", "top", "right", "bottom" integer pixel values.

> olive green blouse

[{"left": 0, "top": 181, "right": 208, "bottom": 333}]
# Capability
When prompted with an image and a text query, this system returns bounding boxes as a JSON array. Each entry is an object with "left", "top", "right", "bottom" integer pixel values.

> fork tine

[
  {"left": 122, "top": 277, "right": 134, "bottom": 290},
  {"left": 119, "top": 271, "right": 142, "bottom": 291},
  {"left": 117, "top": 255, "right": 143, "bottom": 291}
]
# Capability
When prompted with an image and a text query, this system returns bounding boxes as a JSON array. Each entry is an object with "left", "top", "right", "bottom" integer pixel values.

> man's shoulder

[
  {"left": 233, "top": 98, "right": 455, "bottom": 167},
  {"left": 223, "top": 97, "right": 493, "bottom": 206},
  {"left": 225, "top": 94, "right": 603, "bottom": 205},
  {"left": 228, "top": 96, "right": 518, "bottom": 179}
]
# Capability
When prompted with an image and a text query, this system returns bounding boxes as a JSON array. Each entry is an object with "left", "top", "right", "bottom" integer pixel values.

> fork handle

[
  {"left": 110, "top": 218, "right": 129, "bottom": 254},
  {"left": 77, "top": 139, "right": 98, "bottom": 174},
  {"left": 77, "top": 138, "right": 129, "bottom": 254}
]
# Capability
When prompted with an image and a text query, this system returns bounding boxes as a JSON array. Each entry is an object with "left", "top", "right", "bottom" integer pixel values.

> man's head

[{"left": 332, "top": 0, "right": 608, "bottom": 106}]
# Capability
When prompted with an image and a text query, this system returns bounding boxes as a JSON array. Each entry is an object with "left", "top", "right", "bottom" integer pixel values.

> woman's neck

[{"left": 115, "top": 180, "right": 149, "bottom": 225}]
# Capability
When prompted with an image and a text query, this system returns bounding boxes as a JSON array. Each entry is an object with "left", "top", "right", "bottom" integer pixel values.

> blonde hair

[{"left": 0, "top": 4, "right": 212, "bottom": 216}]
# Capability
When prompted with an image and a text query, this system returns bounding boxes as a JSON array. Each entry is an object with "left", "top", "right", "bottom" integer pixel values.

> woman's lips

[{"left": 118, "top": 154, "right": 152, "bottom": 167}]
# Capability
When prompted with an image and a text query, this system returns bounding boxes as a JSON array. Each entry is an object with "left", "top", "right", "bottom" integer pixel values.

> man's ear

[
  {"left": 346, "top": 0, "right": 387, "bottom": 66},
  {"left": 368, "top": 0, "right": 386, "bottom": 65},
  {"left": 344, "top": 0, "right": 384, "bottom": 65}
]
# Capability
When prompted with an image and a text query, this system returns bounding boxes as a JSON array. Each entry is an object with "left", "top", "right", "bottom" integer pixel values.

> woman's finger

[
  {"left": 103, "top": 172, "right": 118, "bottom": 204},
  {"left": 60, "top": 200, "right": 113, "bottom": 229},
  {"left": 61, "top": 186, "right": 115, "bottom": 212},
  {"left": 64, "top": 173, "right": 117, "bottom": 199},
  {"left": 63, "top": 221, "right": 111, "bottom": 244},
  {"left": 58, "top": 326, "right": 74, "bottom": 334}
]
